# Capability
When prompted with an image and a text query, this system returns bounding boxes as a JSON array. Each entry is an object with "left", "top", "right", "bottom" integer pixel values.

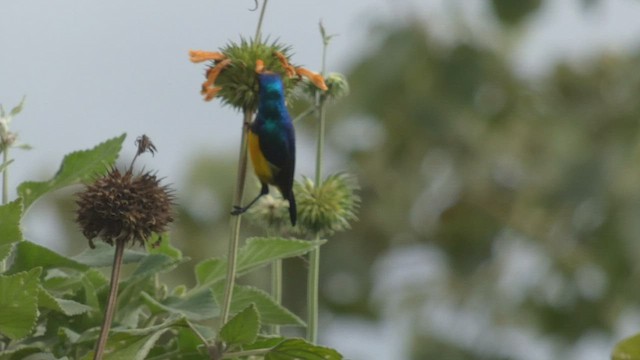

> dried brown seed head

[{"left": 76, "top": 168, "right": 174, "bottom": 248}]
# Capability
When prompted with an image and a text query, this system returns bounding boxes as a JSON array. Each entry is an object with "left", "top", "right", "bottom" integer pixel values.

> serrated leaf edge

[{"left": 0, "top": 268, "right": 42, "bottom": 341}]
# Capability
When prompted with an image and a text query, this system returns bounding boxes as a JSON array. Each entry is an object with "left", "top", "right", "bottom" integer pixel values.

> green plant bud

[
  {"left": 294, "top": 172, "right": 360, "bottom": 236},
  {"left": 324, "top": 73, "right": 350, "bottom": 100},
  {"left": 300, "top": 72, "right": 349, "bottom": 101},
  {"left": 247, "top": 194, "right": 291, "bottom": 232}
]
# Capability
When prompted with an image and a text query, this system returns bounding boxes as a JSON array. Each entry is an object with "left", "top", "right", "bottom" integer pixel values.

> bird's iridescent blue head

[{"left": 257, "top": 73, "right": 286, "bottom": 103}]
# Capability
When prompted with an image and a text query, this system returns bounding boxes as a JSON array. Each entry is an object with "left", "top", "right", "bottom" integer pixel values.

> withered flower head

[{"left": 76, "top": 136, "right": 174, "bottom": 248}]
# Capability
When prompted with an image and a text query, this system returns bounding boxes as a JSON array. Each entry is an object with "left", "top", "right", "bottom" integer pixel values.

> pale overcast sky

[
  {"left": 2, "top": 0, "right": 640, "bottom": 191},
  {"left": 1, "top": 0, "right": 427, "bottom": 186}
]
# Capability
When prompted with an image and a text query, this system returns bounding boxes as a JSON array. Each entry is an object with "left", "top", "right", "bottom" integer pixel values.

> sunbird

[{"left": 232, "top": 72, "right": 297, "bottom": 226}]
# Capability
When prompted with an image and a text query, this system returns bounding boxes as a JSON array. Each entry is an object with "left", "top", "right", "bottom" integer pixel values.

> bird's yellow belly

[{"left": 248, "top": 131, "right": 274, "bottom": 184}]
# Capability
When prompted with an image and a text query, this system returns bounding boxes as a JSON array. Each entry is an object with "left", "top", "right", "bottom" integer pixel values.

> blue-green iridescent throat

[{"left": 257, "top": 73, "right": 288, "bottom": 119}]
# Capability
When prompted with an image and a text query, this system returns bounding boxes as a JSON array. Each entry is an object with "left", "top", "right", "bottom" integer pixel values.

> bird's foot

[{"left": 230, "top": 205, "right": 246, "bottom": 216}]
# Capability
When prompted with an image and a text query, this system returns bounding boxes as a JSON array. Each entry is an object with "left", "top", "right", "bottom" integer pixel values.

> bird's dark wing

[{"left": 254, "top": 116, "right": 295, "bottom": 194}]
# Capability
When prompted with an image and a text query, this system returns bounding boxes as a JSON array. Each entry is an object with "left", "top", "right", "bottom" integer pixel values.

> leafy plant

[
  {"left": 0, "top": 2, "right": 355, "bottom": 359},
  {"left": 0, "top": 132, "right": 342, "bottom": 359}
]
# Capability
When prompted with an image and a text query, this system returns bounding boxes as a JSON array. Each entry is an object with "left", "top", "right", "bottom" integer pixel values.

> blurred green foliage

[{"left": 319, "top": 16, "right": 640, "bottom": 360}]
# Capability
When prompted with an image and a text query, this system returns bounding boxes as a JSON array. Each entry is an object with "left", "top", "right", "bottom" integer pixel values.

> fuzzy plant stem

[
  {"left": 0, "top": 146, "right": 7, "bottom": 275},
  {"left": 306, "top": 101, "right": 324, "bottom": 343},
  {"left": 93, "top": 238, "right": 126, "bottom": 360},
  {"left": 271, "top": 258, "right": 282, "bottom": 335},
  {"left": 254, "top": 0, "right": 269, "bottom": 42},
  {"left": 2, "top": 147, "right": 8, "bottom": 205},
  {"left": 220, "top": 110, "right": 253, "bottom": 327},
  {"left": 218, "top": 0, "right": 269, "bottom": 331},
  {"left": 307, "top": 28, "right": 330, "bottom": 344}
]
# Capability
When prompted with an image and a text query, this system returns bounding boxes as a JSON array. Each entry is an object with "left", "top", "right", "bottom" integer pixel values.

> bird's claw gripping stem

[{"left": 230, "top": 205, "right": 246, "bottom": 216}]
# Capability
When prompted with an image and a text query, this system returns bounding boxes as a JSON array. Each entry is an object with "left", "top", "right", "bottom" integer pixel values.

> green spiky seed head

[
  {"left": 324, "top": 72, "right": 350, "bottom": 100},
  {"left": 211, "top": 38, "right": 299, "bottom": 111},
  {"left": 294, "top": 172, "right": 360, "bottom": 236},
  {"left": 247, "top": 194, "right": 292, "bottom": 232},
  {"left": 300, "top": 72, "right": 349, "bottom": 101}
]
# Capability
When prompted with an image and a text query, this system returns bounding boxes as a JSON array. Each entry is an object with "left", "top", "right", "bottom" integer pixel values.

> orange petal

[
  {"left": 274, "top": 51, "right": 296, "bottom": 77},
  {"left": 189, "top": 50, "right": 227, "bottom": 63},
  {"left": 285, "top": 65, "right": 296, "bottom": 78},
  {"left": 203, "top": 86, "right": 222, "bottom": 101},
  {"left": 274, "top": 51, "right": 291, "bottom": 68},
  {"left": 296, "top": 67, "right": 328, "bottom": 91},
  {"left": 255, "top": 59, "right": 265, "bottom": 73},
  {"left": 205, "top": 59, "right": 232, "bottom": 86}
]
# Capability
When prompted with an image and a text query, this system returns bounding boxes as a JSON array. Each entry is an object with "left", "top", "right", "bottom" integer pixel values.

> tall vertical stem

[
  {"left": 2, "top": 148, "right": 8, "bottom": 205},
  {"left": 254, "top": 0, "right": 269, "bottom": 42},
  {"left": 306, "top": 247, "right": 320, "bottom": 343},
  {"left": 0, "top": 147, "right": 8, "bottom": 275},
  {"left": 271, "top": 258, "right": 282, "bottom": 335},
  {"left": 219, "top": 0, "right": 268, "bottom": 329},
  {"left": 307, "top": 25, "right": 329, "bottom": 344},
  {"left": 94, "top": 239, "right": 126, "bottom": 360},
  {"left": 220, "top": 110, "right": 253, "bottom": 325},
  {"left": 307, "top": 100, "right": 326, "bottom": 344}
]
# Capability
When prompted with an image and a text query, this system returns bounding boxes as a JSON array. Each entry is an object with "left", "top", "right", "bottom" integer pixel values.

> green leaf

[
  {"left": 0, "top": 199, "right": 23, "bottom": 246},
  {"left": 9, "top": 241, "right": 89, "bottom": 274},
  {"left": 171, "top": 284, "right": 187, "bottom": 297},
  {"left": 141, "top": 290, "right": 218, "bottom": 321},
  {"left": 84, "top": 268, "right": 108, "bottom": 288},
  {"left": 195, "top": 258, "right": 225, "bottom": 287},
  {"left": 58, "top": 327, "right": 81, "bottom": 344},
  {"left": 0, "top": 268, "right": 41, "bottom": 339},
  {"left": 124, "top": 254, "right": 183, "bottom": 285},
  {"left": 176, "top": 325, "right": 207, "bottom": 355},
  {"left": 41, "top": 270, "right": 84, "bottom": 296},
  {"left": 9, "top": 96, "right": 26, "bottom": 117},
  {"left": 220, "top": 304, "right": 260, "bottom": 347},
  {"left": 265, "top": 338, "right": 343, "bottom": 360},
  {"left": 111, "top": 313, "right": 185, "bottom": 337},
  {"left": 188, "top": 321, "right": 216, "bottom": 343},
  {"left": 213, "top": 284, "right": 304, "bottom": 326},
  {"left": 94, "top": 315, "right": 187, "bottom": 360},
  {"left": 15, "top": 143, "right": 33, "bottom": 151},
  {"left": 22, "top": 353, "right": 68, "bottom": 360},
  {"left": 146, "top": 233, "right": 182, "bottom": 260},
  {"left": 196, "top": 237, "right": 324, "bottom": 288},
  {"left": 0, "top": 159, "right": 14, "bottom": 173},
  {"left": 81, "top": 270, "right": 104, "bottom": 312},
  {"left": 72, "top": 241, "right": 147, "bottom": 267},
  {"left": 102, "top": 327, "right": 173, "bottom": 360},
  {"left": 116, "top": 254, "right": 185, "bottom": 318},
  {"left": 37, "top": 285, "right": 93, "bottom": 316},
  {"left": 242, "top": 335, "right": 286, "bottom": 350},
  {"left": 237, "top": 237, "right": 324, "bottom": 273},
  {"left": 0, "top": 244, "right": 12, "bottom": 264},
  {"left": 491, "top": 0, "right": 542, "bottom": 26},
  {"left": 0, "top": 345, "right": 46, "bottom": 360},
  {"left": 17, "top": 133, "right": 126, "bottom": 210},
  {"left": 613, "top": 333, "right": 640, "bottom": 360}
]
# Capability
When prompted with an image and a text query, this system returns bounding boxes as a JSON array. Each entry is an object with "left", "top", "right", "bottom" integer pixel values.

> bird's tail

[{"left": 287, "top": 191, "right": 297, "bottom": 226}]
